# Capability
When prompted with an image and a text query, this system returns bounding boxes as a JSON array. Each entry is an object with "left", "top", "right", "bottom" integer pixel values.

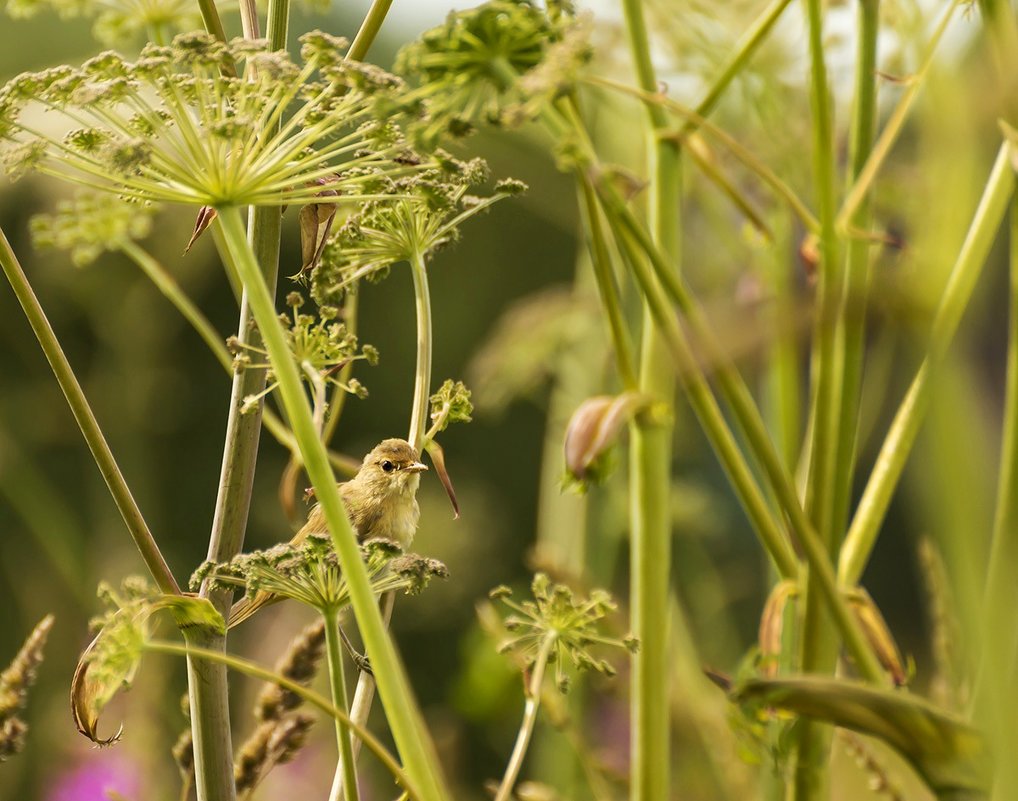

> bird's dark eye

[{"left": 381, "top": 460, "right": 395, "bottom": 473}]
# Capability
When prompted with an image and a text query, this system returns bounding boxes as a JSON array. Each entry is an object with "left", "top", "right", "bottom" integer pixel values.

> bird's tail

[{"left": 227, "top": 590, "right": 277, "bottom": 629}]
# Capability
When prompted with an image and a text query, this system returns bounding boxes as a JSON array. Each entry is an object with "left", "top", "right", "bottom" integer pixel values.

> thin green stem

[
  {"left": 324, "top": 610, "right": 360, "bottom": 801},
  {"left": 796, "top": 1, "right": 847, "bottom": 795},
  {"left": 121, "top": 241, "right": 232, "bottom": 372},
  {"left": 348, "top": 0, "right": 394, "bottom": 62},
  {"left": 0, "top": 226, "right": 179, "bottom": 596},
  {"left": 835, "top": 0, "right": 961, "bottom": 232},
  {"left": 493, "top": 634, "right": 555, "bottom": 801},
  {"left": 839, "top": 142, "right": 1014, "bottom": 586},
  {"left": 680, "top": 0, "right": 795, "bottom": 137},
  {"left": 144, "top": 640, "right": 418, "bottom": 799},
  {"left": 408, "top": 251, "right": 433, "bottom": 452},
  {"left": 216, "top": 205, "right": 450, "bottom": 801},
  {"left": 830, "top": 0, "right": 880, "bottom": 541},
  {"left": 618, "top": 2, "right": 679, "bottom": 799},
  {"left": 576, "top": 178, "right": 639, "bottom": 390},
  {"left": 188, "top": 204, "right": 282, "bottom": 801}
]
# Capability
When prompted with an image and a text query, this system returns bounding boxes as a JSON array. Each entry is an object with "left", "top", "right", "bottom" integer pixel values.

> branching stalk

[
  {"left": 0, "top": 226, "right": 179, "bottom": 595},
  {"left": 493, "top": 634, "right": 556, "bottom": 801}
]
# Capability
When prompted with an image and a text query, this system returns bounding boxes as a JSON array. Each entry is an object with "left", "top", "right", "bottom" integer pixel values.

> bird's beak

[{"left": 406, "top": 461, "right": 428, "bottom": 473}]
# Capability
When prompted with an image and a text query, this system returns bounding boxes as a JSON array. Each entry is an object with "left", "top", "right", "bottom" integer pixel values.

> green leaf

[{"left": 731, "top": 676, "right": 989, "bottom": 799}]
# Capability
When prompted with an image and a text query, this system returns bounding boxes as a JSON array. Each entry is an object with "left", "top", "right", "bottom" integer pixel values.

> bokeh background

[{"left": 0, "top": 2, "right": 1010, "bottom": 799}]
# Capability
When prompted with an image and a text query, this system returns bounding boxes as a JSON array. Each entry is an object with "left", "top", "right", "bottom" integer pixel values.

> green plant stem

[
  {"left": 586, "top": 169, "right": 885, "bottom": 684},
  {"left": 121, "top": 241, "right": 233, "bottom": 372},
  {"left": 835, "top": 0, "right": 961, "bottom": 232},
  {"left": 830, "top": 0, "right": 880, "bottom": 541},
  {"left": 617, "top": 3, "right": 679, "bottom": 800},
  {"left": 195, "top": 0, "right": 236, "bottom": 76},
  {"left": 144, "top": 640, "right": 419, "bottom": 799},
  {"left": 576, "top": 179, "right": 638, "bottom": 390},
  {"left": 680, "top": 0, "right": 794, "bottom": 137},
  {"left": 122, "top": 239, "right": 354, "bottom": 476},
  {"left": 584, "top": 76, "right": 820, "bottom": 233},
  {"left": 796, "top": 1, "right": 847, "bottom": 795},
  {"left": 408, "top": 251, "right": 433, "bottom": 452},
  {"left": 216, "top": 205, "right": 450, "bottom": 801},
  {"left": 493, "top": 634, "right": 555, "bottom": 801},
  {"left": 979, "top": 200, "right": 1018, "bottom": 801},
  {"left": 348, "top": 0, "right": 394, "bottom": 61},
  {"left": 188, "top": 205, "right": 282, "bottom": 801},
  {"left": 0, "top": 226, "right": 179, "bottom": 595},
  {"left": 324, "top": 610, "right": 360, "bottom": 801},
  {"left": 838, "top": 142, "right": 1015, "bottom": 586}
]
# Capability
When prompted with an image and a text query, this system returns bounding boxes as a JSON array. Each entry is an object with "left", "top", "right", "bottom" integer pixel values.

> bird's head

[{"left": 354, "top": 438, "right": 428, "bottom": 501}]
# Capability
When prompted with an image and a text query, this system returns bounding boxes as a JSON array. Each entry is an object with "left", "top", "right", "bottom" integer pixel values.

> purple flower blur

[{"left": 47, "top": 751, "right": 143, "bottom": 801}]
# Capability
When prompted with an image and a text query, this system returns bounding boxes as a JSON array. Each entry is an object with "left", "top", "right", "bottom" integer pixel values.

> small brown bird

[{"left": 228, "top": 438, "right": 428, "bottom": 627}]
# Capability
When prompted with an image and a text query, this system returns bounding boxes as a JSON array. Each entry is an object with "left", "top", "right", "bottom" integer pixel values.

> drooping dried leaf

[
  {"left": 72, "top": 594, "right": 223, "bottom": 745},
  {"left": 184, "top": 205, "right": 217, "bottom": 254},
  {"left": 424, "top": 439, "right": 459, "bottom": 519}
]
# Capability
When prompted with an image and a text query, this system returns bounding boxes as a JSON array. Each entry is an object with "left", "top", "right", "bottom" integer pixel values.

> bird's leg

[{"left": 339, "top": 624, "right": 372, "bottom": 675}]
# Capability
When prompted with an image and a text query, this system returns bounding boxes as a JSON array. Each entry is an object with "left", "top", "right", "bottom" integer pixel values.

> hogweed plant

[{"left": 2, "top": 1, "right": 1018, "bottom": 801}]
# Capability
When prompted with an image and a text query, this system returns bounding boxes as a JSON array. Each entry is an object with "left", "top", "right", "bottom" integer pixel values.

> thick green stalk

[
  {"left": 839, "top": 143, "right": 1015, "bottom": 586},
  {"left": 0, "top": 227, "right": 179, "bottom": 595},
  {"left": 348, "top": 0, "right": 394, "bottom": 61},
  {"left": 493, "top": 634, "right": 555, "bottom": 801},
  {"left": 980, "top": 203, "right": 1018, "bottom": 801},
  {"left": 216, "top": 205, "right": 450, "bottom": 801},
  {"left": 618, "top": 3, "right": 680, "bottom": 800},
  {"left": 830, "top": 0, "right": 880, "bottom": 541},
  {"left": 408, "top": 252, "right": 432, "bottom": 451},
  {"left": 188, "top": 205, "right": 282, "bottom": 801},
  {"left": 795, "top": 0, "right": 845, "bottom": 795},
  {"left": 145, "top": 640, "right": 418, "bottom": 798},
  {"left": 324, "top": 610, "right": 360, "bottom": 801}
]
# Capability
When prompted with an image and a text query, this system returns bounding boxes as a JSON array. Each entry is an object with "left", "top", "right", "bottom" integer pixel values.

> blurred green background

[{"left": 0, "top": 2, "right": 1010, "bottom": 799}]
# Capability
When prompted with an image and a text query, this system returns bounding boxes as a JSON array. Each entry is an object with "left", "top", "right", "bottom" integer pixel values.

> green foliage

[
  {"left": 429, "top": 379, "right": 473, "bottom": 433},
  {"left": 30, "top": 192, "right": 154, "bottom": 267}
]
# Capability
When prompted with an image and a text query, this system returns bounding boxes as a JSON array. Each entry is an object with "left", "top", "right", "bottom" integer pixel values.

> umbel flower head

[
  {"left": 30, "top": 191, "right": 154, "bottom": 267},
  {"left": 0, "top": 31, "right": 425, "bottom": 208},
  {"left": 394, "top": 0, "right": 591, "bottom": 144},
  {"left": 228, "top": 291, "right": 379, "bottom": 413},
  {"left": 311, "top": 152, "right": 526, "bottom": 305},
  {"left": 491, "top": 573, "right": 637, "bottom": 693},
  {"left": 196, "top": 535, "right": 449, "bottom": 614}
]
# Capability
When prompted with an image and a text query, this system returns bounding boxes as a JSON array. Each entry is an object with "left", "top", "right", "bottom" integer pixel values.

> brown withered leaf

[
  {"left": 846, "top": 587, "right": 909, "bottom": 687},
  {"left": 424, "top": 439, "right": 459, "bottom": 519},
  {"left": 72, "top": 595, "right": 223, "bottom": 746},
  {"left": 297, "top": 201, "right": 337, "bottom": 278},
  {"left": 184, "top": 206, "right": 217, "bottom": 254}
]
